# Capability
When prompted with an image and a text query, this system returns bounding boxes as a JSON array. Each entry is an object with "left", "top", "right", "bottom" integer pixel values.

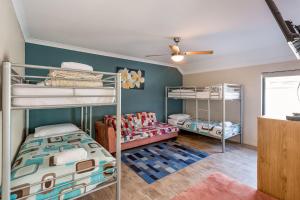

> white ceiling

[{"left": 12, "top": 0, "right": 300, "bottom": 74}]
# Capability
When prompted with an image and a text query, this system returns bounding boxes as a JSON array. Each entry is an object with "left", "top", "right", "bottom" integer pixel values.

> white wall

[
  {"left": 0, "top": 0, "right": 25, "bottom": 182},
  {"left": 183, "top": 60, "right": 300, "bottom": 146}
]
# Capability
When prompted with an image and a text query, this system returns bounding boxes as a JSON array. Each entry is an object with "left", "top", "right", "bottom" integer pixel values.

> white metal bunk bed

[
  {"left": 2, "top": 62, "right": 122, "bottom": 200},
  {"left": 165, "top": 84, "right": 243, "bottom": 152}
]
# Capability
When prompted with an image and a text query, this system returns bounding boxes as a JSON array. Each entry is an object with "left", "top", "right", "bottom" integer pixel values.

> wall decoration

[{"left": 117, "top": 67, "right": 145, "bottom": 89}]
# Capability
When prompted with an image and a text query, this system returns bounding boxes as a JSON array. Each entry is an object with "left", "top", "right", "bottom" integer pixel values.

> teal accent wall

[{"left": 25, "top": 43, "right": 182, "bottom": 134}]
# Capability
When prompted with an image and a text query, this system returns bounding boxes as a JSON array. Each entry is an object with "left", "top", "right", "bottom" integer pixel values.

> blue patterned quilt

[
  {"left": 178, "top": 119, "right": 240, "bottom": 139},
  {"left": 10, "top": 131, "right": 115, "bottom": 200}
]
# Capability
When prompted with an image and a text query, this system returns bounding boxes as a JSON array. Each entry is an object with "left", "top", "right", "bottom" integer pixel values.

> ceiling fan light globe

[{"left": 171, "top": 55, "right": 184, "bottom": 62}]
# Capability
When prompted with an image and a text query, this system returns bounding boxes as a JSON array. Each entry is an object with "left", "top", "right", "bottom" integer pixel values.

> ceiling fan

[{"left": 145, "top": 37, "right": 214, "bottom": 62}]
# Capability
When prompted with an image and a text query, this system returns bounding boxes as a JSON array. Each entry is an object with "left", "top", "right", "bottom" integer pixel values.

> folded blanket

[
  {"left": 53, "top": 148, "right": 88, "bottom": 166},
  {"left": 169, "top": 114, "right": 191, "bottom": 120},
  {"left": 171, "top": 89, "right": 195, "bottom": 93},
  {"left": 43, "top": 79, "right": 103, "bottom": 88},
  {"left": 61, "top": 62, "right": 93, "bottom": 71},
  {"left": 49, "top": 70, "right": 103, "bottom": 80}
]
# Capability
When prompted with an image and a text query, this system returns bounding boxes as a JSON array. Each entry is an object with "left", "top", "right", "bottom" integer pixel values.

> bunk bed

[
  {"left": 1, "top": 62, "right": 122, "bottom": 200},
  {"left": 165, "top": 84, "right": 243, "bottom": 152}
]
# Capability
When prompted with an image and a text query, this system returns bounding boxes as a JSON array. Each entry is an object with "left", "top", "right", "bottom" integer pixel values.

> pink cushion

[{"left": 171, "top": 172, "right": 277, "bottom": 200}]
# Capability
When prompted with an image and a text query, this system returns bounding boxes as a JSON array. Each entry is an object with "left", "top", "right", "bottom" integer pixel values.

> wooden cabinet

[{"left": 257, "top": 117, "right": 300, "bottom": 200}]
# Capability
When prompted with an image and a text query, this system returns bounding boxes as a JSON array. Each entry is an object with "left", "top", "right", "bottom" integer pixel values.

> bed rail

[
  {"left": 9, "top": 63, "right": 118, "bottom": 110},
  {"left": 11, "top": 160, "right": 116, "bottom": 200},
  {"left": 165, "top": 84, "right": 243, "bottom": 153},
  {"left": 166, "top": 84, "right": 241, "bottom": 100},
  {"left": 1, "top": 62, "right": 122, "bottom": 200}
]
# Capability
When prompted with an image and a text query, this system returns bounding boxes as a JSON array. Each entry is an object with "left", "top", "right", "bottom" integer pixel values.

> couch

[{"left": 95, "top": 112, "right": 179, "bottom": 153}]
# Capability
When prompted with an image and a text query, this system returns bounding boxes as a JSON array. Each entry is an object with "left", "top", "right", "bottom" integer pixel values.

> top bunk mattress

[
  {"left": 11, "top": 131, "right": 116, "bottom": 200},
  {"left": 168, "top": 87, "right": 240, "bottom": 100},
  {"left": 12, "top": 84, "right": 116, "bottom": 107},
  {"left": 168, "top": 91, "right": 240, "bottom": 99}
]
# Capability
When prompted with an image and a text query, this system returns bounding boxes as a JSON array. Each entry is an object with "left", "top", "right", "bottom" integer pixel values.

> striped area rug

[{"left": 121, "top": 141, "right": 209, "bottom": 184}]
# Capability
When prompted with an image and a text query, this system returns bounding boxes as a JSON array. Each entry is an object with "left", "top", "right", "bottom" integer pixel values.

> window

[{"left": 263, "top": 72, "right": 300, "bottom": 119}]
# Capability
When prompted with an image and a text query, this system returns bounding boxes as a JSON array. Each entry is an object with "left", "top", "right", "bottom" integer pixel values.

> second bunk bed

[
  {"left": 1, "top": 62, "right": 122, "bottom": 200},
  {"left": 165, "top": 84, "right": 243, "bottom": 152}
]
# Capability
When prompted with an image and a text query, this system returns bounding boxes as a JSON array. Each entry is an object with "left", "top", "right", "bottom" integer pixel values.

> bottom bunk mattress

[
  {"left": 169, "top": 119, "right": 241, "bottom": 139},
  {"left": 10, "top": 131, "right": 116, "bottom": 200}
]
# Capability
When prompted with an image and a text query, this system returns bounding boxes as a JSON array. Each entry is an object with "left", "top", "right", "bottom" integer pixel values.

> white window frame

[{"left": 262, "top": 69, "right": 300, "bottom": 115}]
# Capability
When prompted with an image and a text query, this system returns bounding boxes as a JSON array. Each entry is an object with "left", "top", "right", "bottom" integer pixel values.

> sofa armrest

[{"left": 95, "top": 121, "right": 116, "bottom": 153}]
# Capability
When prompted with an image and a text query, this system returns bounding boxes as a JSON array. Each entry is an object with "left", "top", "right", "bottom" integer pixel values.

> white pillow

[
  {"left": 34, "top": 123, "right": 80, "bottom": 138},
  {"left": 61, "top": 62, "right": 93, "bottom": 71},
  {"left": 168, "top": 114, "right": 191, "bottom": 120},
  {"left": 54, "top": 148, "right": 87, "bottom": 165}
]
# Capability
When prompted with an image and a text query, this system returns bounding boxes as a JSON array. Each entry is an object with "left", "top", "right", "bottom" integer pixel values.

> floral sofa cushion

[
  {"left": 124, "top": 113, "right": 143, "bottom": 130},
  {"left": 121, "top": 131, "right": 149, "bottom": 143},
  {"left": 104, "top": 115, "right": 131, "bottom": 136},
  {"left": 104, "top": 112, "right": 178, "bottom": 143},
  {"left": 152, "top": 122, "right": 179, "bottom": 135},
  {"left": 136, "top": 112, "right": 157, "bottom": 126},
  {"left": 135, "top": 122, "right": 179, "bottom": 137},
  {"left": 121, "top": 122, "right": 179, "bottom": 143}
]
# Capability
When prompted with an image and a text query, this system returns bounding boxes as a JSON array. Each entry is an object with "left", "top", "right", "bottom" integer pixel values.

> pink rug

[{"left": 171, "top": 172, "right": 276, "bottom": 200}]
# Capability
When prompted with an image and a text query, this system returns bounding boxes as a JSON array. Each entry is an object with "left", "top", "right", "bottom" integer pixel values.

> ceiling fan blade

[
  {"left": 145, "top": 54, "right": 168, "bottom": 58},
  {"left": 169, "top": 45, "right": 180, "bottom": 54},
  {"left": 184, "top": 50, "right": 214, "bottom": 55}
]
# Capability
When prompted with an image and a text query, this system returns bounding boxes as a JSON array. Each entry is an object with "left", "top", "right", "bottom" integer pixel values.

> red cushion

[
  {"left": 125, "top": 113, "right": 142, "bottom": 130},
  {"left": 136, "top": 112, "right": 157, "bottom": 126},
  {"left": 103, "top": 115, "right": 129, "bottom": 136}
]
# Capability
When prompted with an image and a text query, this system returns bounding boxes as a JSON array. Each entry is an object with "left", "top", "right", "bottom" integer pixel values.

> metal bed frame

[
  {"left": 165, "top": 83, "right": 243, "bottom": 152},
  {"left": 2, "top": 62, "right": 122, "bottom": 200}
]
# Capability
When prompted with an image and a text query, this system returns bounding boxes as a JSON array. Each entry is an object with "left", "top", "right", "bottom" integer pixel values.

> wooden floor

[{"left": 80, "top": 132, "right": 257, "bottom": 200}]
